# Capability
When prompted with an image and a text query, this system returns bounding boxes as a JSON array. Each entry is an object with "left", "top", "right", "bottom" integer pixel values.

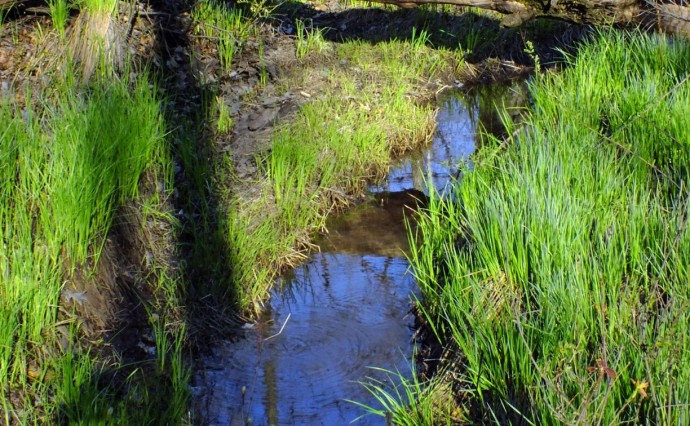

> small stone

[
  {"left": 247, "top": 108, "right": 278, "bottom": 131},
  {"left": 261, "top": 96, "right": 280, "bottom": 107}
]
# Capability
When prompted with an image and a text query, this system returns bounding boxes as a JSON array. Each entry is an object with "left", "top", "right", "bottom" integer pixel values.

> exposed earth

[{"left": 0, "top": 0, "right": 590, "bottom": 421}]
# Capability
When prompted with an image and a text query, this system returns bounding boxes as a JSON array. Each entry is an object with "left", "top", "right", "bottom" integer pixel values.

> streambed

[{"left": 193, "top": 84, "right": 525, "bottom": 425}]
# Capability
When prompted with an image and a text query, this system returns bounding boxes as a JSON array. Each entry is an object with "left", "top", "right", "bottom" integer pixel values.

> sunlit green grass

[
  {"left": 192, "top": 0, "right": 253, "bottom": 71},
  {"left": 226, "top": 33, "right": 465, "bottom": 312},
  {"left": 352, "top": 366, "right": 462, "bottom": 425},
  {"left": 0, "top": 73, "right": 187, "bottom": 424},
  {"left": 399, "top": 30, "right": 690, "bottom": 424},
  {"left": 48, "top": 0, "right": 70, "bottom": 37},
  {"left": 295, "top": 19, "right": 329, "bottom": 58}
]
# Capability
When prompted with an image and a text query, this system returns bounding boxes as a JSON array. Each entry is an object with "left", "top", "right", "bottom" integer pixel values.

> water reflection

[
  {"left": 376, "top": 84, "right": 527, "bottom": 194},
  {"left": 195, "top": 83, "right": 528, "bottom": 425},
  {"left": 318, "top": 190, "right": 426, "bottom": 258},
  {"left": 197, "top": 253, "right": 416, "bottom": 425}
]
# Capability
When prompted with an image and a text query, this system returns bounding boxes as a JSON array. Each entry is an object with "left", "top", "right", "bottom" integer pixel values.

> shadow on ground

[{"left": 271, "top": 1, "right": 590, "bottom": 69}]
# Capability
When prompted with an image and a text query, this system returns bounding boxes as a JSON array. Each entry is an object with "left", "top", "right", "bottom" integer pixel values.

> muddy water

[{"left": 194, "top": 84, "right": 525, "bottom": 425}]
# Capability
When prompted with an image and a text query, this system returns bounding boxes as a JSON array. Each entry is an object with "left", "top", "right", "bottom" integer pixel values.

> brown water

[{"left": 193, "top": 84, "right": 526, "bottom": 425}]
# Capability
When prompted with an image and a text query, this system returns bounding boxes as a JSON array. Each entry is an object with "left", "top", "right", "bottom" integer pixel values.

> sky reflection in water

[{"left": 196, "top": 85, "right": 524, "bottom": 425}]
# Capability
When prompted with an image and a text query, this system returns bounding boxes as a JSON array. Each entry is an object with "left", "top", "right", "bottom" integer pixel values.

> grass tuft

[{"left": 192, "top": 0, "right": 252, "bottom": 71}]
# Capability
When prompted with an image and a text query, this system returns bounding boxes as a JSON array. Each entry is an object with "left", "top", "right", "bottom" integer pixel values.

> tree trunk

[{"left": 374, "top": 0, "right": 690, "bottom": 37}]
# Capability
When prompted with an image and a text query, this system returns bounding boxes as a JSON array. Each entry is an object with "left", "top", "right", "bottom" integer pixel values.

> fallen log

[
  {"left": 0, "top": 0, "right": 22, "bottom": 10},
  {"left": 373, "top": 0, "right": 690, "bottom": 36}
]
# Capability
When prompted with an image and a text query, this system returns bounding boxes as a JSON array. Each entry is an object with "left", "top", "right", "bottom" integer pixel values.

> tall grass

[
  {"left": 0, "top": 74, "right": 187, "bottom": 423},
  {"left": 405, "top": 30, "right": 690, "bottom": 424}
]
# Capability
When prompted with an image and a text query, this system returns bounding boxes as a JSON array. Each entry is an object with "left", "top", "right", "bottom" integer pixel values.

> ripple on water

[{"left": 197, "top": 253, "right": 417, "bottom": 425}]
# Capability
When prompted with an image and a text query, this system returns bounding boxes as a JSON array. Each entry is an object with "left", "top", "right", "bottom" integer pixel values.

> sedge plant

[{"left": 407, "top": 30, "right": 690, "bottom": 424}]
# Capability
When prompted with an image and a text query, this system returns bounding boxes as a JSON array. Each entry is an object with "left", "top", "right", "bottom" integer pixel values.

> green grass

[
  {"left": 295, "top": 19, "right": 329, "bottom": 59},
  {"left": 192, "top": 0, "right": 253, "bottom": 71},
  {"left": 48, "top": 0, "right": 70, "bottom": 37},
  {"left": 0, "top": 72, "right": 188, "bottom": 424},
  {"left": 225, "top": 34, "right": 465, "bottom": 312},
  {"left": 397, "top": 30, "right": 690, "bottom": 424},
  {"left": 352, "top": 366, "right": 462, "bottom": 425},
  {"left": 80, "top": 0, "right": 116, "bottom": 14}
]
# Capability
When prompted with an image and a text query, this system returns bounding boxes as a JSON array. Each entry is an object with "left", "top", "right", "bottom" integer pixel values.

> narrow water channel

[{"left": 194, "top": 83, "right": 526, "bottom": 425}]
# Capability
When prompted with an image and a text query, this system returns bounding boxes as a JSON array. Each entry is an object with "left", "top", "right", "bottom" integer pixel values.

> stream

[{"left": 193, "top": 83, "right": 526, "bottom": 425}]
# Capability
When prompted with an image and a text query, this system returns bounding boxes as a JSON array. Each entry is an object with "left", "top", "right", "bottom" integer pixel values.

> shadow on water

[
  {"left": 199, "top": 253, "right": 416, "bottom": 425},
  {"left": 194, "top": 83, "right": 528, "bottom": 425}
]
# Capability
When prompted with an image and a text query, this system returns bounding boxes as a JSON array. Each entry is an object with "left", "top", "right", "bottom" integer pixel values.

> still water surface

[{"left": 194, "top": 84, "right": 524, "bottom": 425}]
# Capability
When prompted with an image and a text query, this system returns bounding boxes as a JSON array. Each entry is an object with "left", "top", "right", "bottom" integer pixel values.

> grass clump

[
  {"left": 0, "top": 73, "right": 188, "bottom": 424},
  {"left": 192, "top": 0, "right": 253, "bottom": 71},
  {"left": 295, "top": 19, "right": 329, "bottom": 58},
  {"left": 226, "top": 32, "right": 465, "bottom": 312},
  {"left": 402, "top": 30, "right": 690, "bottom": 424},
  {"left": 48, "top": 0, "right": 70, "bottom": 37},
  {"left": 353, "top": 367, "right": 464, "bottom": 425}
]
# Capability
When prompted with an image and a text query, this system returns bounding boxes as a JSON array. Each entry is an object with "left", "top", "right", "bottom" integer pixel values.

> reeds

[{"left": 403, "top": 30, "right": 690, "bottom": 424}]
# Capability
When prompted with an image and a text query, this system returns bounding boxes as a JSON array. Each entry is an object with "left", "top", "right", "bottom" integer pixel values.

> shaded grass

[
  {"left": 0, "top": 73, "right": 188, "bottom": 423},
  {"left": 401, "top": 30, "right": 690, "bottom": 424},
  {"left": 226, "top": 32, "right": 465, "bottom": 312}
]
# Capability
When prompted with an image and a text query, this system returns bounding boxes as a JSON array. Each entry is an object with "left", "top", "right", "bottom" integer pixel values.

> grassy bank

[
  {"left": 385, "top": 31, "right": 690, "bottom": 424},
  {"left": 0, "top": 73, "right": 188, "bottom": 423},
  {"left": 1, "top": 0, "right": 575, "bottom": 420},
  {"left": 224, "top": 29, "right": 466, "bottom": 312}
]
